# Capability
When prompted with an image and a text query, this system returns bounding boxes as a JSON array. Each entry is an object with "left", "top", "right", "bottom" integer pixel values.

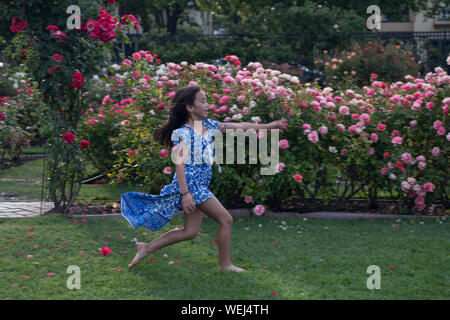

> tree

[
  {"left": 119, "top": 0, "right": 199, "bottom": 34},
  {"left": 2, "top": 0, "right": 136, "bottom": 213}
]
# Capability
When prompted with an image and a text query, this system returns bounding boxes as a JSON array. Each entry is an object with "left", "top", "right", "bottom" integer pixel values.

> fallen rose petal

[
  {"left": 22, "top": 275, "right": 29, "bottom": 278},
  {"left": 151, "top": 259, "right": 158, "bottom": 263},
  {"left": 272, "top": 291, "right": 277, "bottom": 296},
  {"left": 175, "top": 260, "right": 181, "bottom": 264},
  {"left": 389, "top": 265, "right": 397, "bottom": 269},
  {"left": 11, "top": 283, "right": 18, "bottom": 286},
  {"left": 47, "top": 273, "right": 54, "bottom": 276},
  {"left": 100, "top": 247, "right": 113, "bottom": 256}
]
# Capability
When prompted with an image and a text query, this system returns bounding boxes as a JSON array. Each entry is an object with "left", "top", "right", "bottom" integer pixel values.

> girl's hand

[
  {"left": 269, "top": 119, "right": 288, "bottom": 133},
  {"left": 182, "top": 193, "right": 196, "bottom": 214}
]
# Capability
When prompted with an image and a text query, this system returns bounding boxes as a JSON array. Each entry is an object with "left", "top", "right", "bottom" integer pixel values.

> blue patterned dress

[{"left": 121, "top": 118, "right": 230, "bottom": 231}]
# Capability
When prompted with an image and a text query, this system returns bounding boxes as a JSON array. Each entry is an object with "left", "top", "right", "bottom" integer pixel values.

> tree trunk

[{"left": 167, "top": 4, "right": 183, "bottom": 35}]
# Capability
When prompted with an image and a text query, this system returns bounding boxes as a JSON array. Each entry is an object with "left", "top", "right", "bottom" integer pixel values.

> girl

[{"left": 121, "top": 85, "right": 288, "bottom": 272}]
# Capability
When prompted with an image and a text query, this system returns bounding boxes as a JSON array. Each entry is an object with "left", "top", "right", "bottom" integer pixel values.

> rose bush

[
  {"left": 78, "top": 50, "right": 449, "bottom": 215},
  {"left": 314, "top": 40, "right": 422, "bottom": 89},
  {"left": 2, "top": 0, "right": 141, "bottom": 213}
]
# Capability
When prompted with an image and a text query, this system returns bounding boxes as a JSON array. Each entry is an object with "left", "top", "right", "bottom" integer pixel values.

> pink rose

[
  {"left": 219, "top": 95, "right": 230, "bottom": 105},
  {"left": 431, "top": 147, "right": 440, "bottom": 156},
  {"left": 339, "top": 106, "right": 350, "bottom": 115},
  {"left": 307, "top": 131, "right": 319, "bottom": 143},
  {"left": 253, "top": 205, "right": 265, "bottom": 216},
  {"left": 276, "top": 162, "right": 286, "bottom": 173},
  {"left": 437, "top": 126, "right": 446, "bottom": 136},
  {"left": 416, "top": 155, "right": 426, "bottom": 162},
  {"left": 244, "top": 196, "right": 253, "bottom": 204},
  {"left": 433, "top": 120, "right": 442, "bottom": 130},
  {"left": 278, "top": 139, "right": 289, "bottom": 149},
  {"left": 401, "top": 152, "right": 412, "bottom": 163},
  {"left": 132, "top": 52, "right": 141, "bottom": 61},
  {"left": 319, "top": 126, "right": 328, "bottom": 135},
  {"left": 423, "top": 182, "right": 435, "bottom": 192},
  {"left": 293, "top": 174, "right": 303, "bottom": 182},
  {"left": 159, "top": 149, "right": 169, "bottom": 158},
  {"left": 163, "top": 166, "right": 172, "bottom": 175},
  {"left": 392, "top": 136, "right": 403, "bottom": 145},
  {"left": 370, "top": 133, "right": 379, "bottom": 142}
]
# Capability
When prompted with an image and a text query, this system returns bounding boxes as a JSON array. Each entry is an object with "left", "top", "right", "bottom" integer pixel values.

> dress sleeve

[
  {"left": 171, "top": 128, "right": 191, "bottom": 147},
  {"left": 205, "top": 118, "right": 230, "bottom": 132}
]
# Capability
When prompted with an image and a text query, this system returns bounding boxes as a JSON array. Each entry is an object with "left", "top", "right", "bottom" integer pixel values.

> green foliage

[{"left": 315, "top": 39, "right": 422, "bottom": 88}]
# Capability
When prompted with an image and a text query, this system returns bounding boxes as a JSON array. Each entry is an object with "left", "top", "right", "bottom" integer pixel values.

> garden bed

[
  {"left": 66, "top": 197, "right": 449, "bottom": 217},
  {"left": 0, "top": 154, "right": 45, "bottom": 171},
  {"left": 283, "top": 197, "right": 449, "bottom": 216}
]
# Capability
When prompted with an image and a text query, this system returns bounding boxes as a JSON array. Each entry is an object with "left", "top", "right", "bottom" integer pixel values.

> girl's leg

[
  {"left": 128, "top": 209, "right": 203, "bottom": 268},
  {"left": 197, "top": 195, "right": 245, "bottom": 272}
]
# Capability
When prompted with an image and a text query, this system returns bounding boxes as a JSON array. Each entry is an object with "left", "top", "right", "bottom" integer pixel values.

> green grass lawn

[
  {"left": 0, "top": 214, "right": 448, "bottom": 299},
  {"left": 0, "top": 157, "right": 140, "bottom": 201}
]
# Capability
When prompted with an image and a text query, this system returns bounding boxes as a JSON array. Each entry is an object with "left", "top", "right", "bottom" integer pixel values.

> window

[
  {"left": 382, "top": 5, "right": 410, "bottom": 22},
  {"left": 437, "top": 1, "right": 450, "bottom": 21}
]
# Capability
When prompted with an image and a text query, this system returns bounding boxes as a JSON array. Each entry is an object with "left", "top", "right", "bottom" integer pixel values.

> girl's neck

[{"left": 186, "top": 117, "right": 204, "bottom": 127}]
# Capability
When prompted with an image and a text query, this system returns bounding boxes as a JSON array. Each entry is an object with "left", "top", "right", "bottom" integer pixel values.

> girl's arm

[
  {"left": 174, "top": 140, "right": 196, "bottom": 214},
  {"left": 218, "top": 119, "right": 288, "bottom": 133}
]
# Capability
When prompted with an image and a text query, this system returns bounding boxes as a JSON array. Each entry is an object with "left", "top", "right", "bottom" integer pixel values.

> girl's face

[{"left": 188, "top": 90, "right": 209, "bottom": 119}]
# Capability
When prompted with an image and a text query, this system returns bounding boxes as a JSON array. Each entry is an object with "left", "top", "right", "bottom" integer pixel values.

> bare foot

[
  {"left": 128, "top": 242, "right": 152, "bottom": 269},
  {"left": 218, "top": 264, "right": 246, "bottom": 272}
]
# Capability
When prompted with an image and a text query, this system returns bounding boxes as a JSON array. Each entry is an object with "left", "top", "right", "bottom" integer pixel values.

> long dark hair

[{"left": 153, "top": 85, "right": 201, "bottom": 148}]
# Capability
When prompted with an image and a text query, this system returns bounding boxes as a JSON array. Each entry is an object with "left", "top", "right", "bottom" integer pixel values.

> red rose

[
  {"left": 101, "top": 247, "right": 113, "bottom": 256},
  {"left": 70, "top": 81, "right": 84, "bottom": 88},
  {"left": 73, "top": 72, "right": 83, "bottom": 81},
  {"left": 52, "top": 53, "right": 65, "bottom": 62},
  {"left": 46, "top": 25, "right": 59, "bottom": 32},
  {"left": 80, "top": 140, "right": 90, "bottom": 149},
  {"left": 10, "top": 17, "right": 27, "bottom": 33},
  {"left": 62, "top": 133, "right": 76, "bottom": 145}
]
